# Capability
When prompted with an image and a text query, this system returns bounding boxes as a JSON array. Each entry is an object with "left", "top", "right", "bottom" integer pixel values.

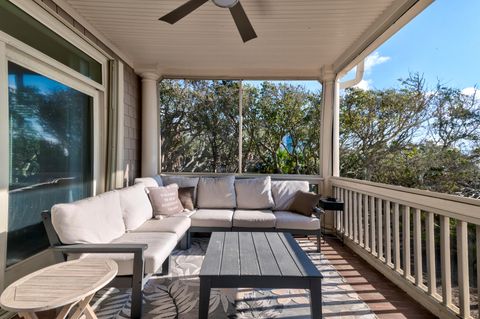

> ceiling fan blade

[
  {"left": 229, "top": 2, "right": 257, "bottom": 43},
  {"left": 159, "top": 0, "right": 209, "bottom": 24}
]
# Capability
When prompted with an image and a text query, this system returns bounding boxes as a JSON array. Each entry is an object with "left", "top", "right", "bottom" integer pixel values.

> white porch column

[
  {"left": 140, "top": 72, "right": 160, "bottom": 177},
  {"left": 320, "top": 68, "right": 339, "bottom": 194},
  {"left": 320, "top": 68, "right": 340, "bottom": 233}
]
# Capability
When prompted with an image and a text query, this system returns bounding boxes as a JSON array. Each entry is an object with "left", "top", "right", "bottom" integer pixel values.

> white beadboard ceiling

[{"left": 62, "top": 0, "right": 427, "bottom": 79}]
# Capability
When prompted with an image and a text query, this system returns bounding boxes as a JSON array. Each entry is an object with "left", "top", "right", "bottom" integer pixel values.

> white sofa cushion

[
  {"left": 274, "top": 211, "right": 320, "bottom": 230},
  {"left": 68, "top": 232, "right": 177, "bottom": 276},
  {"left": 134, "top": 177, "right": 160, "bottom": 188},
  {"left": 190, "top": 209, "right": 233, "bottom": 228},
  {"left": 132, "top": 216, "right": 191, "bottom": 239},
  {"left": 51, "top": 191, "right": 125, "bottom": 244},
  {"left": 271, "top": 181, "right": 310, "bottom": 211},
  {"left": 197, "top": 176, "right": 236, "bottom": 209},
  {"left": 233, "top": 209, "right": 276, "bottom": 228},
  {"left": 235, "top": 177, "right": 274, "bottom": 209},
  {"left": 116, "top": 183, "right": 153, "bottom": 231}
]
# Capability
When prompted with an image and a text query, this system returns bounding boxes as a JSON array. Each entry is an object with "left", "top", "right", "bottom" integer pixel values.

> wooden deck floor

[{"left": 321, "top": 237, "right": 438, "bottom": 319}]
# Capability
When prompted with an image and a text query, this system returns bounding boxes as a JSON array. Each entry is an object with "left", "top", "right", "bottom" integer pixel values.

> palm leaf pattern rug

[{"left": 91, "top": 238, "right": 376, "bottom": 319}]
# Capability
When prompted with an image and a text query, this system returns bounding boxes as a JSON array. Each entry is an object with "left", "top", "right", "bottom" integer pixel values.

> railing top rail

[
  {"left": 332, "top": 177, "right": 480, "bottom": 207},
  {"left": 331, "top": 177, "right": 480, "bottom": 225},
  {"left": 161, "top": 172, "right": 324, "bottom": 184}
]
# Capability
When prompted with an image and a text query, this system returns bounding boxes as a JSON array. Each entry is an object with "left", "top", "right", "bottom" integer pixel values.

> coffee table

[
  {"left": 0, "top": 259, "right": 117, "bottom": 319},
  {"left": 199, "top": 232, "right": 322, "bottom": 318}
]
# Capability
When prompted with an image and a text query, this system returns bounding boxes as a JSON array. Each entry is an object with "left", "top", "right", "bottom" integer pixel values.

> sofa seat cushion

[
  {"left": 274, "top": 211, "right": 320, "bottom": 230},
  {"left": 52, "top": 190, "right": 125, "bottom": 244},
  {"left": 190, "top": 209, "right": 233, "bottom": 228},
  {"left": 233, "top": 210, "right": 276, "bottom": 228},
  {"left": 68, "top": 232, "right": 177, "bottom": 276},
  {"left": 271, "top": 181, "right": 310, "bottom": 211},
  {"left": 117, "top": 183, "right": 153, "bottom": 231},
  {"left": 131, "top": 217, "right": 191, "bottom": 239}
]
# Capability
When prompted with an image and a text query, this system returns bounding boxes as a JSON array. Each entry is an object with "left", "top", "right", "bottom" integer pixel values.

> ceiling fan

[{"left": 159, "top": 0, "right": 257, "bottom": 43}]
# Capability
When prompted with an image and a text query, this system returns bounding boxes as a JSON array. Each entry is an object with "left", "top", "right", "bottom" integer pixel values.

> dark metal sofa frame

[{"left": 41, "top": 211, "right": 188, "bottom": 319}]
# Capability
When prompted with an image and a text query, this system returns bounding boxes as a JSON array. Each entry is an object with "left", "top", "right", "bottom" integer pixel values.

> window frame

[{"left": 0, "top": 1, "right": 110, "bottom": 286}]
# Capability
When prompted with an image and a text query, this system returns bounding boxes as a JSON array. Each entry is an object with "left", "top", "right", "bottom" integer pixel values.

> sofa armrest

[
  {"left": 52, "top": 243, "right": 148, "bottom": 255},
  {"left": 313, "top": 207, "right": 325, "bottom": 218}
]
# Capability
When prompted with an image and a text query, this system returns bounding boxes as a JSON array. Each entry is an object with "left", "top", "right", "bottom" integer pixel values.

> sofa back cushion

[
  {"left": 147, "top": 184, "right": 184, "bottom": 217},
  {"left": 271, "top": 180, "right": 310, "bottom": 211},
  {"left": 51, "top": 190, "right": 125, "bottom": 244},
  {"left": 116, "top": 183, "right": 153, "bottom": 231},
  {"left": 235, "top": 177, "right": 274, "bottom": 209},
  {"left": 134, "top": 177, "right": 160, "bottom": 188},
  {"left": 162, "top": 176, "right": 199, "bottom": 203},
  {"left": 197, "top": 176, "right": 236, "bottom": 209}
]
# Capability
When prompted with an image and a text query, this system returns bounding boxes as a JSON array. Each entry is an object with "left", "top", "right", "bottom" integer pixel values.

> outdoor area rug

[{"left": 91, "top": 237, "right": 376, "bottom": 319}]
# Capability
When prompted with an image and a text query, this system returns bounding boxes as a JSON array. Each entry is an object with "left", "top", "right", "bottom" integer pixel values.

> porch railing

[{"left": 331, "top": 177, "right": 480, "bottom": 319}]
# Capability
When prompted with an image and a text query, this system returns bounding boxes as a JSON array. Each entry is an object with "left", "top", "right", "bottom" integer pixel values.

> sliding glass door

[{"left": 7, "top": 61, "right": 94, "bottom": 266}]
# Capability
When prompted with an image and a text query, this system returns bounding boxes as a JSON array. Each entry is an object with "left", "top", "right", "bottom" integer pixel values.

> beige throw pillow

[
  {"left": 288, "top": 191, "right": 322, "bottom": 217},
  {"left": 147, "top": 184, "right": 184, "bottom": 218}
]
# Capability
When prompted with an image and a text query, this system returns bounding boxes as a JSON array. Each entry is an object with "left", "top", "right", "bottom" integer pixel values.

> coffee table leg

[
  {"left": 18, "top": 312, "right": 39, "bottom": 319},
  {"left": 198, "top": 277, "right": 211, "bottom": 319},
  {"left": 309, "top": 279, "right": 322, "bottom": 318}
]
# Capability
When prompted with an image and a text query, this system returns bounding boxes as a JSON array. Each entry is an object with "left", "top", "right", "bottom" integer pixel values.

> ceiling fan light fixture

[{"left": 211, "top": 0, "right": 239, "bottom": 8}]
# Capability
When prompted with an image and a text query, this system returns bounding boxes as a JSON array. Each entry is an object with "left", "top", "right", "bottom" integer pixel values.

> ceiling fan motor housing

[{"left": 211, "top": 0, "right": 239, "bottom": 8}]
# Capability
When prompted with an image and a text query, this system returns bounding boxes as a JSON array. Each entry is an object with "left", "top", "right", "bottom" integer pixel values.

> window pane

[
  {"left": 8, "top": 62, "right": 93, "bottom": 266},
  {"left": 242, "top": 81, "right": 322, "bottom": 174},
  {"left": 0, "top": 1, "right": 102, "bottom": 84},
  {"left": 160, "top": 80, "right": 239, "bottom": 173}
]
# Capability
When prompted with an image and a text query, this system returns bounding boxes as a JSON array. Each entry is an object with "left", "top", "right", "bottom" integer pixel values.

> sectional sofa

[
  {"left": 135, "top": 175, "right": 322, "bottom": 250},
  {"left": 42, "top": 175, "right": 322, "bottom": 319}
]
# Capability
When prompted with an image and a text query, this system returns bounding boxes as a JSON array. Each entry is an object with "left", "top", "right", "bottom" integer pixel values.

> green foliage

[
  {"left": 160, "top": 80, "right": 321, "bottom": 174},
  {"left": 340, "top": 74, "right": 480, "bottom": 196}
]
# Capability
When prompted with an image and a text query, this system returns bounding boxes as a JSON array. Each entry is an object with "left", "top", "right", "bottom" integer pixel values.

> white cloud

[
  {"left": 461, "top": 87, "right": 480, "bottom": 99},
  {"left": 354, "top": 79, "right": 371, "bottom": 90},
  {"left": 364, "top": 51, "right": 391, "bottom": 73}
]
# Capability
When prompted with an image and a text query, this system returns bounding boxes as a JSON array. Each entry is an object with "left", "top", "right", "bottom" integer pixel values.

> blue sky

[{"left": 248, "top": 0, "right": 480, "bottom": 95}]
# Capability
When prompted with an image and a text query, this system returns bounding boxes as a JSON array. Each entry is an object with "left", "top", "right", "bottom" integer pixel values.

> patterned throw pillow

[{"left": 147, "top": 184, "right": 184, "bottom": 218}]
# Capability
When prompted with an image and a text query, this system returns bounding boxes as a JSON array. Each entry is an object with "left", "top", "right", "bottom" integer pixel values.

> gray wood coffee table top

[{"left": 200, "top": 232, "right": 322, "bottom": 278}]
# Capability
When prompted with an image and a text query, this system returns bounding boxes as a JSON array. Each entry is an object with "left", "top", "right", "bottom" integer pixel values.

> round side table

[{"left": 0, "top": 259, "right": 117, "bottom": 319}]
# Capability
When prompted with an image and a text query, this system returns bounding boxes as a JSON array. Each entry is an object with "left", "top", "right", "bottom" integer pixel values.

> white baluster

[
  {"left": 403, "top": 206, "right": 411, "bottom": 279},
  {"left": 414, "top": 208, "right": 422, "bottom": 287},
  {"left": 385, "top": 200, "right": 392, "bottom": 266},
  {"left": 440, "top": 216, "right": 451, "bottom": 307},
  {"left": 377, "top": 198, "right": 383, "bottom": 261},
  {"left": 394, "top": 203, "right": 401, "bottom": 272},
  {"left": 426, "top": 211, "right": 436, "bottom": 295},
  {"left": 371, "top": 196, "right": 376, "bottom": 256},
  {"left": 457, "top": 220, "right": 470, "bottom": 318}
]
